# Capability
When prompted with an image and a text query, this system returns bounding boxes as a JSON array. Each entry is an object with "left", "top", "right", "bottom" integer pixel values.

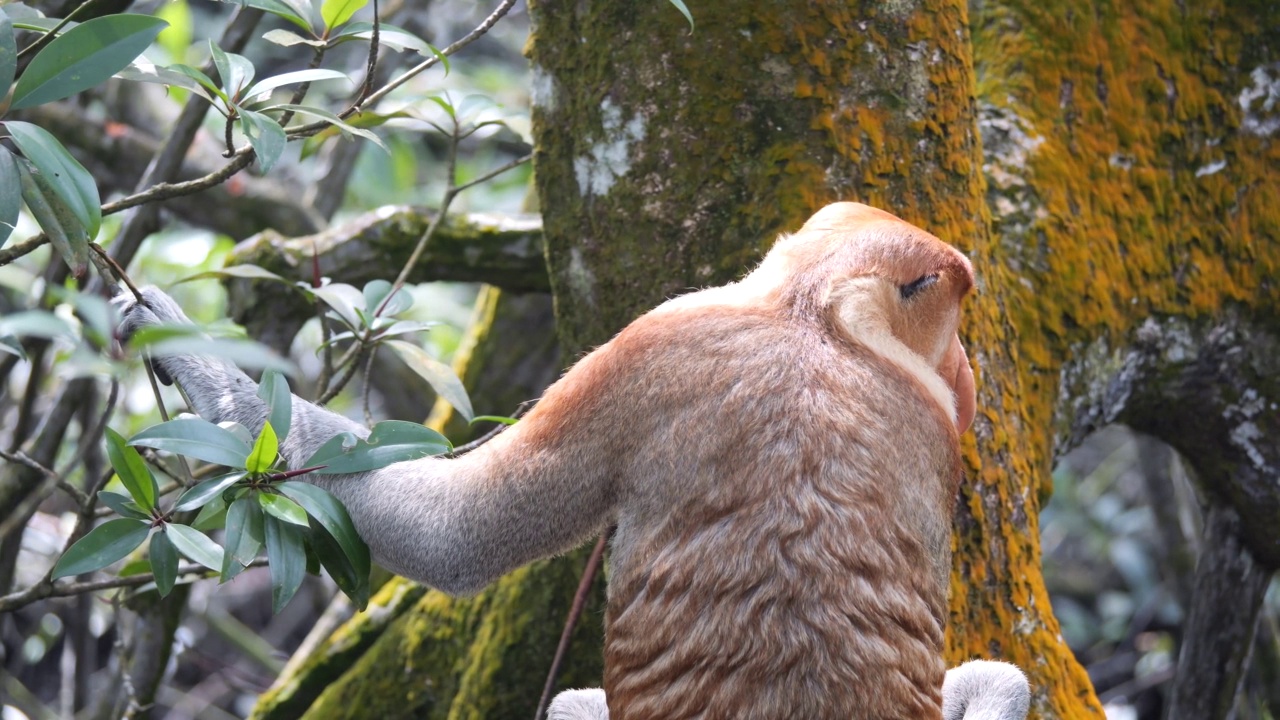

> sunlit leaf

[
  {"left": 278, "top": 481, "right": 369, "bottom": 584},
  {"left": 130, "top": 417, "right": 251, "bottom": 468},
  {"left": 51, "top": 519, "right": 150, "bottom": 579},
  {"left": 470, "top": 415, "right": 519, "bottom": 426},
  {"left": 244, "top": 68, "right": 347, "bottom": 101},
  {"left": 385, "top": 340, "right": 474, "bottom": 421},
  {"left": 259, "top": 492, "right": 309, "bottom": 527},
  {"left": 246, "top": 421, "right": 279, "bottom": 474},
  {"left": 212, "top": 0, "right": 313, "bottom": 33},
  {"left": 115, "top": 61, "right": 217, "bottom": 102},
  {"left": 11, "top": 14, "right": 168, "bottom": 109},
  {"left": 105, "top": 427, "right": 158, "bottom": 511},
  {"left": 303, "top": 420, "right": 450, "bottom": 475},
  {"left": 321, "top": 0, "right": 367, "bottom": 31},
  {"left": 258, "top": 370, "right": 293, "bottom": 443},
  {"left": 97, "top": 491, "right": 150, "bottom": 520},
  {"left": 262, "top": 28, "right": 325, "bottom": 48},
  {"left": 175, "top": 264, "right": 290, "bottom": 284},
  {"left": 165, "top": 63, "right": 226, "bottom": 102},
  {"left": 174, "top": 471, "right": 245, "bottom": 511},
  {"left": 167, "top": 523, "right": 224, "bottom": 571},
  {"left": 330, "top": 22, "right": 439, "bottom": 61},
  {"left": 264, "top": 515, "right": 306, "bottom": 612},
  {"left": 150, "top": 530, "right": 179, "bottom": 597},
  {"left": 7, "top": 121, "right": 100, "bottom": 238},
  {"left": 239, "top": 108, "right": 286, "bottom": 172},
  {"left": 155, "top": 0, "right": 192, "bottom": 63}
]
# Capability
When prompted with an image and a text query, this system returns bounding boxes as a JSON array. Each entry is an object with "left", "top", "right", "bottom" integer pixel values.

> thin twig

[
  {"left": 357, "top": 0, "right": 380, "bottom": 103},
  {"left": 447, "top": 401, "right": 531, "bottom": 457},
  {"left": 0, "top": 560, "right": 268, "bottom": 613},
  {"left": 90, "top": 245, "right": 143, "bottom": 303},
  {"left": 454, "top": 153, "right": 533, "bottom": 195},
  {"left": 533, "top": 532, "right": 611, "bottom": 720},
  {"left": 316, "top": 346, "right": 364, "bottom": 405},
  {"left": 0, "top": 232, "right": 49, "bottom": 267},
  {"left": 102, "top": 152, "right": 255, "bottom": 217},
  {"left": 0, "top": 450, "right": 67, "bottom": 539},
  {"left": 361, "top": 345, "right": 378, "bottom": 427},
  {"left": 15, "top": 0, "right": 96, "bottom": 59}
]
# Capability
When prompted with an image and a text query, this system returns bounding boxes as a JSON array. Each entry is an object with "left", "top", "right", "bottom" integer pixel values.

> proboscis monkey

[{"left": 120, "top": 202, "right": 1029, "bottom": 719}]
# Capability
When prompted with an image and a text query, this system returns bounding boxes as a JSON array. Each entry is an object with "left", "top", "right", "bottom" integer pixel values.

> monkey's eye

[{"left": 899, "top": 274, "right": 939, "bottom": 300}]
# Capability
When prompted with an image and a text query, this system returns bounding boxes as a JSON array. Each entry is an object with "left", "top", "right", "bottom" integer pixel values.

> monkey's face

[{"left": 768, "top": 202, "right": 977, "bottom": 433}]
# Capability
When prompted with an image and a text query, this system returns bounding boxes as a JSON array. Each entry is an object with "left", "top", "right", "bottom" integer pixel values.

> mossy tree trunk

[{"left": 254, "top": 0, "right": 1280, "bottom": 717}]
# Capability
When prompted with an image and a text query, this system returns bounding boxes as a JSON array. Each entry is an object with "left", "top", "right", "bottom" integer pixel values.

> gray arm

[
  {"left": 122, "top": 288, "right": 616, "bottom": 595},
  {"left": 942, "top": 660, "right": 1031, "bottom": 720}
]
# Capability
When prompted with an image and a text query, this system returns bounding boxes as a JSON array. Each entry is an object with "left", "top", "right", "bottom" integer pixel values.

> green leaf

[
  {"left": 259, "top": 492, "right": 309, "bottom": 526},
  {"left": 321, "top": 0, "right": 367, "bottom": 31},
  {"left": 138, "top": 334, "right": 297, "bottom": 376},
  {"left": 277, "top": 482, "right": 369, "bottom": 583},
  {"left": 266, "top": 104, "right": 386, "bottom": 150},
  {"left": 51, "top": 519, "right": 150, "bottom": 579},
  {"left": 363, "top": 279, "right": 412, "bottom": 317},
  {"left": 303, "top": 420, "right": 451, "bottom": 475},
  {"left": 258, "top": 370, "right": 293, "bottom": 443},
  {"left": 244, "top": 68, "right": 347, "bottom": 101},
  {"left": 130, "top": 417, "right": 251, "bottom": 468},
  {"left": 667, "top": 0, "right": 695, "bottom": 30},
  {"left": 238, "top": 108, "right": 286, "bottom": 173},
  {"left": 165, "top": 62, "right": 226, "bottom": 102},
  {"left": 0, "top": 10, "right": 15, "bottom": 111},
  {"left": 264, "top": 515, "right": 306, "bottom": 612},
  {"left": 0, "top": 148, "right": 19, "bottom": 248},
  {"left": 167, "top": 523, "right": 224, "bottom": 571},
  {"left": 215, "top": 0, "right": 313, "bottom": 33},
  {"left": 0, "top": 309, "right": 75, "bottom": 340},
  {"left": 307, "top": 518, "right": 368, "bottom": 608},
  {"left": 262, "top": 28, "right": 325, "bottom": 48},
  {"left": 246, "top": 421, "right": 279, "bottom": 474},
  {"left": 175, "top": 264, "right": 290, "bottom": 284},
  {"left": 150, "top": 530, "right": 179, "bottom": 597},
  {"left": 308, "top": 283, "right": 364, "bottom": 330},
  {"left": 0, "top": 335, "right": 24, "bottom": 360},
  {"left": 192, "top": 495, "right": 228, "bottom": 531},
  {"left": 105, "top": 428, "right": 158, "bottom": 512},
  {"left": 11, "top": 14, "right": 168, "bottom": 109},
  {"left": 385, "top": 340, "right": 474, "bottom": 421},
  {"left": 15, "top": 158, "right": 89, "bottom": 274},
  {"left": 174, "top": 472, "right": 245, "bottom": 512},
  {"left": 209, "top": 41, "right": 254, "bottom": 98},
  {"left": 223, "top": 495, "right": 264, "bottom": 574},
  {"left": 6, "top": 121, "right": 101, "bottom": 238},
  {"left": 97, "top": 491, "right": 150, "bottom": 520},
  {"left": 115, "top": 61, "right": 218, "bottom": 102}
]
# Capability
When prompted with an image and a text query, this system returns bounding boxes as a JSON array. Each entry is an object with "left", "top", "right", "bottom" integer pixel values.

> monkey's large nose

[{"left": 943, "top": 335, "right": 976, "bottom": 433}]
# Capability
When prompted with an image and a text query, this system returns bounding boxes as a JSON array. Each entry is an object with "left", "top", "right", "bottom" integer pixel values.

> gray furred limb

[
  {"left": 548, "top": 689, "right": 608, "bottom": 720},
  {"left": 941, "top": 661, "right": 1030, "bottom": 720},
  {"left": 120, "top": 288, "right": 614, "bottom": 595}
]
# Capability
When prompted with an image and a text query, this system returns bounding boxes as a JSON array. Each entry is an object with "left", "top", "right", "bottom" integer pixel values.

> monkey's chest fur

[{"left": 597, "top": 319, "right": 962, "bottom": 720}]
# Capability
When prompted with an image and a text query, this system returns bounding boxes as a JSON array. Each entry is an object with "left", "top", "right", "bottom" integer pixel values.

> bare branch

[{"left": 0, "top": 559, "right": 269, "bottom": 613}]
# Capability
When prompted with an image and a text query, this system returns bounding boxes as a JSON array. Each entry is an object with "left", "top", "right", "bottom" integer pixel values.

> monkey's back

[{"left": 599, "top": 304, "right": 961, "bottom": 720}]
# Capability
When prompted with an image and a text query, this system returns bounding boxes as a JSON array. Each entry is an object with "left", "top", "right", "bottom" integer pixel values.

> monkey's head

[{"left": 756, "top": 202, "right": 977, "bottom": 433}]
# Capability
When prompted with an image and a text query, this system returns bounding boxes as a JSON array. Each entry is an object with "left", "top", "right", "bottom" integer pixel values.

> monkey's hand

[{"left": 116, "top": 286, "right": 367, "bottom": 465}]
